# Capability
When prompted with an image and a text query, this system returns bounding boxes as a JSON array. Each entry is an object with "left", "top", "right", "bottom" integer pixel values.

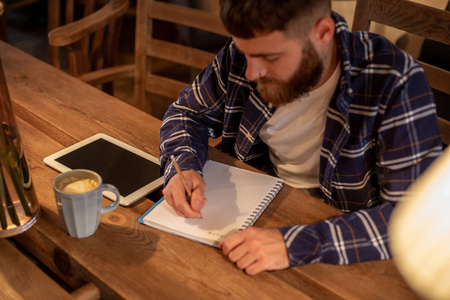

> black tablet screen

[{"left": 55, "top": 138, "right": 161, "bottom": 197}]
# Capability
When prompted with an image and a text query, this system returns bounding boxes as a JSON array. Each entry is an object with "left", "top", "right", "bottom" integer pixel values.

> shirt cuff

[
  {"left": 279, "top": 225, "right": 322, "bottom": 267},
  {"left": 162, "top": 152, "right": 203, "bottom": 186}
]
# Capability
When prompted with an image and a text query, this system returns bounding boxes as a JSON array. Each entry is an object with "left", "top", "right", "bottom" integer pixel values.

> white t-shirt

[{"left": 260, "top": 63, "right": 341, "bottom": 189}]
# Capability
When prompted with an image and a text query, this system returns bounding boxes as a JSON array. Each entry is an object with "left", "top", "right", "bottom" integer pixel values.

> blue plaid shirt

[{"left": 159, "top": 13, "right": 442, "bottom": 266}]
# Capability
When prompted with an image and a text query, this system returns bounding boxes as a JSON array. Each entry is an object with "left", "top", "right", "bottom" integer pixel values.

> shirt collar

[{"left": 331, "top": 12, "right": 355, "bottom": 115}]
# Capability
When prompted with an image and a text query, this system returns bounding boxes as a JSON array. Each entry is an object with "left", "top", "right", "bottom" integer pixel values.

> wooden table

[{"left": 0, "top": 40, "right": 419, "bottom": 299}]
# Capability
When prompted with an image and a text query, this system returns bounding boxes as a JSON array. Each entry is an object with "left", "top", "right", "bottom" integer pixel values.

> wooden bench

[{"left": 0, "top": 238, "right": 100, "bottom": 300}]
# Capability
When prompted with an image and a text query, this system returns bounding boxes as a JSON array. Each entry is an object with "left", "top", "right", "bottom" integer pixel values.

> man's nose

[{"left": 245, "top": 58, "right": 266, "bottom": 81}]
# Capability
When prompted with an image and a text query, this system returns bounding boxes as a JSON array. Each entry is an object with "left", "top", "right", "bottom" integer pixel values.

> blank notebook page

[{"left": 140, "top": 160, "right": 284, "bottom": 247}]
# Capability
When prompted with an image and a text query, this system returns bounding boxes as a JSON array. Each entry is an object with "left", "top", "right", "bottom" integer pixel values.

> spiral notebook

[{"left": 138, "top": 160, "right": 283, "bottom": 247}]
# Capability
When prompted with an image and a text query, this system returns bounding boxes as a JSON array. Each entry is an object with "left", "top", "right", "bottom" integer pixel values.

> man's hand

[
  {"left": 162, "top": 170, "right": 207, "bottom": 218},
  {"left": 220, "top": 227, "right": 289, "bottom": 275}
]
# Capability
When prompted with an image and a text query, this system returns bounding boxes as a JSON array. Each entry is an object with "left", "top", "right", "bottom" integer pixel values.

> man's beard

[{"left": 255, "top": 40, "right": 324, "bottom": 107}]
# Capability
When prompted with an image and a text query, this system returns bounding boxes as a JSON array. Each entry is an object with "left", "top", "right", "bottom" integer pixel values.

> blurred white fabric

[{"left": 390, "top": 147, "right": 450, "bottom": 300}]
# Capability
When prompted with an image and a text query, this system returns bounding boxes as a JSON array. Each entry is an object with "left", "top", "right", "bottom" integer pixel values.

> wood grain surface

[{"left": 1, "top": 40, "right": 419, "bottom": 300}]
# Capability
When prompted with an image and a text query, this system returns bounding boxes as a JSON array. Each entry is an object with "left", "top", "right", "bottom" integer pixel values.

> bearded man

[{"left": 159, "top": 0, "right": 442, "bottom": 275}]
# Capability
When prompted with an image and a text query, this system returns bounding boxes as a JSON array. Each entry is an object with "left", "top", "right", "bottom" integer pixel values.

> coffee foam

[{"left": 62, "top": 178, "right": 98, "bottom": 194}]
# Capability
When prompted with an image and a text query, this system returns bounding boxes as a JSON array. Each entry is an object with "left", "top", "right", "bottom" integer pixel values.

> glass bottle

[{"left": 0, "top": 50, "right": 40, "bottom": 237}]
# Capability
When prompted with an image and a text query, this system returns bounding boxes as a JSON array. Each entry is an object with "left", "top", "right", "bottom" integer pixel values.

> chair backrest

[
  {"left": 134, "top": 0, "right": 229, "bottom": 117},
  {"left": 352, "top": 0, "right": 450, "bottom": 147},
  {"left": 48, "top": 0, "right": 134, "bottom": 94}
]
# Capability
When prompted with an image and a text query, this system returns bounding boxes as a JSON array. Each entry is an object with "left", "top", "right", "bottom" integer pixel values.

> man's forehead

[{"left": 232, "top": 31, "right": 300, "bottom": 56}]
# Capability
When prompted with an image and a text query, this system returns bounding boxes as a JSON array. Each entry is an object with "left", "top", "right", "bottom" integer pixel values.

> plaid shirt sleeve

[
  {"left": 280, "top": 201, "right": 394, "bottom": 265},
  {"left": 159, "top": 39, "right": 236, "bottom": 184}
]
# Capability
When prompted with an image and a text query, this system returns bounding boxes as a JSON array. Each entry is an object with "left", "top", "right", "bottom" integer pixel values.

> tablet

[{"left": 44, "top": 133, "right": 164, "bottom": 206}]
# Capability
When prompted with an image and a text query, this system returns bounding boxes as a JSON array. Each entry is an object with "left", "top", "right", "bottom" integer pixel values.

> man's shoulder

[
  {"left": 335, "top": 28, "right": 431, "bottom": 107},
  {"left": 332, "top": 13, "right": 420, "bottom": 79},
  {"left": 343, "top": 30, "right": 421, "bottom": 76}
]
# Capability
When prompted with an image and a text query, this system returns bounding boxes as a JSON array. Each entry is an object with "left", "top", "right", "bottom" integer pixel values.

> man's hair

[{"left": 220, "top": 0, "right": 331, "bottom": 38}]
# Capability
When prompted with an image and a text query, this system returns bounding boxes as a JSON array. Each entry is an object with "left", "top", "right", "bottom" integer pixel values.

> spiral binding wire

[{"left": 239, "top": 181, "right": 283, "bottom": 230}]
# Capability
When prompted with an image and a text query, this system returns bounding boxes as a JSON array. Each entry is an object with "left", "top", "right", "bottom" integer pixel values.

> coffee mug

[{"left": 53, "top": 169, "right": 120, "bottom": 238}]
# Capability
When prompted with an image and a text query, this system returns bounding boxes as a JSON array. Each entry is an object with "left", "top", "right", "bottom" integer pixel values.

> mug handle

[{"left": 100, "top": 184, "right": 121, "bottom": 214}]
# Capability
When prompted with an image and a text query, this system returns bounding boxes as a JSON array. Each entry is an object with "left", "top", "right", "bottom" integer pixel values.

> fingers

[
  {"left": 190, "top": 190, "right": 207, "bottom": 213},
  {"left": 221, "top": 230, "right": 246, "bottom": 256},
  {"left": 220, "top": 228, "right": 289, "bottom": 275},
  {"left": 163, "top": 182, "right": 195, "bottom": 217},
  {"left": 163, "top": 170, "right": 206, "bottom": 218},
  {"left": 221, "top": 230, "right": 259, "bottom": 274}
]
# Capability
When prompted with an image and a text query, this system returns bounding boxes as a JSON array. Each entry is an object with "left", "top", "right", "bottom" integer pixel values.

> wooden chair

[
  {"left": 352, "top": 0, "right": 450, "bottom": 147},
  {"left": 134, "top": 0, "right": 227, "bottom": 113},
  {"left": 1, "top": 0, "right": 106, "bottom": 65},
  {"left": 48, "top": 0, "right": 100, "bottom": 69},
  {"left": 134, "top": 0, "right": 228, "bottom": 147},
  {"left": 48, "top": 0, "right": 134, "bottom": 95}
]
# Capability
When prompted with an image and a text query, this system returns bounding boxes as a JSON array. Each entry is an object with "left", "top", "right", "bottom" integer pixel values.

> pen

[{"left": 170, "top": 155, "right": 192, "bottom": 202}]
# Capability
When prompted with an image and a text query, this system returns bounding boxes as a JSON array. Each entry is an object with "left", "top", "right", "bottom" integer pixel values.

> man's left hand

[{"left": 220, "top": 227, "right": 289, "bottom": 275}]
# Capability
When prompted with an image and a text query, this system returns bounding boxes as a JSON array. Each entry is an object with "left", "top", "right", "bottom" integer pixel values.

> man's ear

[{"left": 310, "top": 17, "right": 335, "bottom": 46}]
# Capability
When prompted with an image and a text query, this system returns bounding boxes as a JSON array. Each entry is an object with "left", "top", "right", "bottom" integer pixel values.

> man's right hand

[{"left": 162, "top": 170, "right": 207, "bottom": 218}]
